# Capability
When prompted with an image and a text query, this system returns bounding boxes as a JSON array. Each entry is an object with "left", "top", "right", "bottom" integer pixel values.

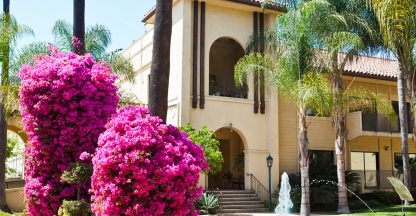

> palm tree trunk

[
  {"left": 0, "top": 0, "right": 11, "bottom": 212},
  {"left": 3, "top": 0, "right": 9, "bottom": 13},
  {"left": 73, "top": 0, "right": 85, "bottom": 55},
  {"left": 335, "top": 116, "right": 349, "bottom": 213},
  {"left": 332, "top": 53, "right": 350, "bottom": 214},
  {"left": 148, "top": 0, "right": 172, "bottom": 123},
  {"left": 0, "top": 104, "right": 9, "bottom": 213},
  {"left": 397, "top": 56, "right": 411, "bottom": 205},
  {"left": 299, "top": 111, "right": 310, "bottom": 216}
]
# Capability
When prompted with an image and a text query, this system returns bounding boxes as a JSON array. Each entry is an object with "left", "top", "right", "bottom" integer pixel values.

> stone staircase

[{"left": 207, "top": 190, "right": 270, "bottom": 214}]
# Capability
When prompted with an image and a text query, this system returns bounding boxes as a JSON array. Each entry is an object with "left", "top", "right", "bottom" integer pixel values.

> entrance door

[{"left": 212, "top": 140, "right": 230, "bottom": 188}]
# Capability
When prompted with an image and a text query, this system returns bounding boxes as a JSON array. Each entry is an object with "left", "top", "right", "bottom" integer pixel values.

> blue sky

[{"left": 5, "top": 0, "right": 156, "bottom": 52}]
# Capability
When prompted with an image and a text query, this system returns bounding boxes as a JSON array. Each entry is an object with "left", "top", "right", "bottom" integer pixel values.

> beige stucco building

[{"left": 119, "top": 0, "right": 416, "bottom": 203}]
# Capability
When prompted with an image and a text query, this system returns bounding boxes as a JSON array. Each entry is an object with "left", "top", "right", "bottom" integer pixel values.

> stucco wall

[{"left": 119, "top": 1, "right": 184, "bottom": 127}]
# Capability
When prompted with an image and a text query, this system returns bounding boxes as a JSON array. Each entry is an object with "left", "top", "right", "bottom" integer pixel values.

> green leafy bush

[
  {"left": 369, "top": 190, "right": 401, "bottom": 206},
  {"left": 263, "top": 200, "right": 277, "bottom": 211},
  {"left": 179, "top": 124, "right": 224, "bottom": 174},
  {"left": 194, "top": 193, "right": 219, "bottom": 215},
  {"left": 59, "top": 161, "right": 93, "bottom": 215},
  {"left": 232, "top": 152, "right": 244, "bottom": 178},
  {"left": 58, "top": 200, "right": 92, "bottom": 216}
]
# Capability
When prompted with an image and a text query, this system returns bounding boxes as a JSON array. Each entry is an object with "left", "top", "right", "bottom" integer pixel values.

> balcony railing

[
  {"left": 351, "top": 170, "right": 416, "bottom": 190},
  {"left": 361, "top": 112, "right": 412, "bottom": 134}
]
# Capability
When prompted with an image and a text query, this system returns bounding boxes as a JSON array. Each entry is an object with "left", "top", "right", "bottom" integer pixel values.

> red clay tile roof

[{"left": 343, "top": 55, "right": 397, "bottom": 80}]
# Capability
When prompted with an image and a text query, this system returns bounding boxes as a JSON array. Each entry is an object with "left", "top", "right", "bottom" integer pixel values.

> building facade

[{"left": 119, "top": 0, "right": 416, "bottom": 198}]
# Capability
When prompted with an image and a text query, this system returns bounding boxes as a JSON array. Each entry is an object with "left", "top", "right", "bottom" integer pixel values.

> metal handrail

[
  {"left": 249, "top": 173, "right": 273, "bottom": 204},
  {"left": 206, "top": 175, "right": 223, "bottom": 214}
]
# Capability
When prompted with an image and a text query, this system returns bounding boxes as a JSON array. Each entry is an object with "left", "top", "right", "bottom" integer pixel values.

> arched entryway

[
  {"left": 209, "top": 37, "right": 247, "bottom": 98},
  {"left": 210, "top": 127, "right": 245, "bottom": 189}
]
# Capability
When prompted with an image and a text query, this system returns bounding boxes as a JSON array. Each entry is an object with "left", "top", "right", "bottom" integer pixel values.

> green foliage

[
  {"left": 394, "top": 153, "right": 416, "bottom": 170},
  {"left": 179, "top": 123, "right": 223, "bottom": 175},
  {"left": 283, "top": 156, "right": 361, "bottom": 206},
  {"left": 263, "top": 200, "right": 277, "bottom": 212},
  {"left": 58, "top": 200, "right": 92, "bottom": 216},
  {"left": 0, "top": 12, "right": 34, "bottom": 118},
  {"left": 347, "top": 199, "right": 383, "bottom": 210},
  {"left": 6, "top": 136, "right": 18, "bottom": 160},
  {"left": 117, "top": 89, "right": 142, "bottom": 110},
  {"left": 59, "top": 162, "right": 93, "bottom": 216},
  {"left": 235, "top": 53, "right": 333, "bottom": 117},
  {"left": 60, "top": 162, "right": 93, "bottom": 186},
  {"left": 232, "top": 152, "right": 244, "bottom": 178},
  {"left": 369, "top": 190, "right": 401, "bottom": 206},
  {"left": 194, "top": 193, "right": 219, "bottom": 215}
]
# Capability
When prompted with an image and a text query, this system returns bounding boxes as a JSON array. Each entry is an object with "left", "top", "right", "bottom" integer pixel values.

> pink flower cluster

[
  {"left": 72, "top": 36, "right": 82, "bottom": 49},
  {"left": 91, "top": 106, "right": 208, "bottom": 215},
  {"left": 19, "top": 47, "right": 119, "bottom": 215}
]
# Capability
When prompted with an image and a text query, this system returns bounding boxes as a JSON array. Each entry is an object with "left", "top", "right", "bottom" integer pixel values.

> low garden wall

[{"left": 6, "top": 187, "right": 25, "bottom": 212}]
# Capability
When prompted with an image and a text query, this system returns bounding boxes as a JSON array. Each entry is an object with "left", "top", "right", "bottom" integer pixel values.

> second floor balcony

[{"left": 346, "top": 110, "right": 413, "bottom": 140}]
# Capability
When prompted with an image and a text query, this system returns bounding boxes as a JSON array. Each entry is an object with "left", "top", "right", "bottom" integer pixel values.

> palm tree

[
  {"left": 148, "top": 0, "right": 172, "bottom": 123},
  {"left": 51, "top": 20, "right": 135, "bottom": 83},
  {"left": 73, "top": 0, "right": 85, "bottom": 55},
  {"left": 237, "top": 2, "right": 334, "bottom": 214},
  {"left": 0, "top": 1, "right": 33, "bottom": 211},
  {"left": 250, "top": 1, "right": 395, "bottom": 214},
  {"left": 303, "top": 0, "right": 386, "bottom": 212},
  {"left": 365, "top": 0, "right": 416, "bottom": 205}
]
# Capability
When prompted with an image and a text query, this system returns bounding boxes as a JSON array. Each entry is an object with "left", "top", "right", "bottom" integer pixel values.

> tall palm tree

[
  {"left": 148, "top": 0, "right": 172, "bottom": 123},
  {"left": 365, "top": 0, "right": 416, "bottom": 205},
  {"left": 256, "top": 0, "right": 395, "bottom": 214},
  {"left": 304, "top": 0, "right": 385, "bottom": 212},
  {"left": 236, "top": 54, "right": 333, "bottom": 215},
  {"left": 0, "top": 1, "right": 33, "bottom": 211},
  {"left": 246, "top": 2, "right": 334, "bottom": 214},
  {"left": 73, "top": 0, "right": 85, "bottom": 55}
]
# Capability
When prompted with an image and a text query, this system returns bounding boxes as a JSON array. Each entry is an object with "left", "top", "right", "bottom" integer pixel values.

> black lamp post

[{"left": 267, "top": 154, "right": 273, "bottom": 206}]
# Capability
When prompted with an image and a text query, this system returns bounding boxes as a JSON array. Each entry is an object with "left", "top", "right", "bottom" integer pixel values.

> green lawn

[{"left": 312, "top": 204, "right": 416, "bottom": 215}]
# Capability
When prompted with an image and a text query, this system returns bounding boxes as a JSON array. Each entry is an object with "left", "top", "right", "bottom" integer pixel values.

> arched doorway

[
  {"left": 210, "top": 127, "right": 245, "bottom": 189},
  {"left": 209, "top": 37, "right": 247, "bottom": 98}
]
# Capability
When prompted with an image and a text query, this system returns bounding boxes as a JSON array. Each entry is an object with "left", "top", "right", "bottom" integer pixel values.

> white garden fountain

[{"left": 275, "top": 172, "right": 293, "bottom": 216}]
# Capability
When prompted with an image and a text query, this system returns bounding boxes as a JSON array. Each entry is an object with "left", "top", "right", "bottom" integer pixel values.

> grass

[{"left": 312, "top": 204, "right": 416, "bottom": 215}]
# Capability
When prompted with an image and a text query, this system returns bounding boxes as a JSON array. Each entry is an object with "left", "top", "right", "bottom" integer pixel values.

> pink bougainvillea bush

[
  {"left": 91, "top": 106, "right": 208, "bottom": 215},
  {"left": 19, "top": 47, "right": 119, "bottom": 215}
]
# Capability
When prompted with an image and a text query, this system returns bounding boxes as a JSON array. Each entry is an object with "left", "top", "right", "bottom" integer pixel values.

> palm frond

[
  {"left": 51, "top": 19, "right": 73, "bottom": 52},
  {"left": 117, "top": 89, "right": 142, "bottom": 109},
  {"left": 85, "top": 24, "right": 111, "bottom": 59},
  {"left": 10, "top": 41, "right": 51, "bottom": 74},
  {"left": 343, "top": 86, "right": 396, "bottom": 123}
]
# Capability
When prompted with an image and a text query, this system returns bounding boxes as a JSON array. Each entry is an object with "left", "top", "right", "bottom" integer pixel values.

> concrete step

[
  {"left": 207, "top": 190, "right": 255, "bottom": 194},
  {"left": 221, "top": 204, "right": 266, "bottom": 209},
  {"left": 221, "top": 197, "right": 261, "bottom": 202},
  {"left": 220, "top": 208, "right": 270, "bottom": 213},
  {"left": 222, "top": 193, "right": 257, "bottom": 198},
  {"left": 220, "top": 200, "right": 263, "bottom": 205}
]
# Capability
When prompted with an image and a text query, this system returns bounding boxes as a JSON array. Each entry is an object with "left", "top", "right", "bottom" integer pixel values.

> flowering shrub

[
  {"left": 91, "top": 106, "right": 208, "bottom": 215},
  {"left": 19, "top": 47, "right": 119, "bottom": 215}
]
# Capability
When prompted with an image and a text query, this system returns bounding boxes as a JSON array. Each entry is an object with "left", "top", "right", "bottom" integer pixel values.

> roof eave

[
  {"left": 343, "top": 71, "right": 397, "bottom": 82},
  {"left": 141, "top": 0, "right": 286, "bottom": 24}
]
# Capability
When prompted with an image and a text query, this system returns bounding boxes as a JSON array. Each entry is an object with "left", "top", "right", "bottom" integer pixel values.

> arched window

[{"left": 209, "top": 37, "right": 247, "bottom": 98}]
